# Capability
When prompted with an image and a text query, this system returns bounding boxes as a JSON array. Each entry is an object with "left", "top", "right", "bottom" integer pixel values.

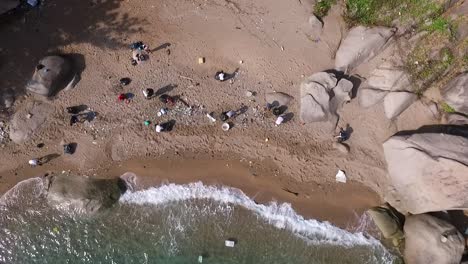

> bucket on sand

[{"left": 222, "top": 122, "right": 230, "bottom": 131}]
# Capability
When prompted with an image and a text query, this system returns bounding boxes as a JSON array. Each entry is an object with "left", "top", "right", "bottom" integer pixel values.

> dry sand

[{"left": 0, "top": 0, "right": 435, "bottom": 227}]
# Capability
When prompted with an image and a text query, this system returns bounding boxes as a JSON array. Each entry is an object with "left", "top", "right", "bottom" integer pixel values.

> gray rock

[
  {"left": 300, "top": 94, "right": 328, "bottom": 122},
  {"left": 332, "top": 141, "right": 349, "bottom": 154},
  {"left": 331, "top": 78, "right": 353, "bottom": 106},
  {"left": 9, "top": 101, "right": 53, "bottom": 143},
  {"left": 446, "top": 113, "right": 468, "bottom": 125},
  {"left": 367, "top": 64, "right": 412, "bottom": 92},
  {"left": 26, "top": 56, "right": 74, "bottom": 97},
  {"left": 308, "top": 15, "right": 323, "bottom": 38},
  {"left": 46, "top": 174, "right": 127, "bottom": 214},
  {"left": 299, "top": 72, "right": 337, "bottom": 123},
  {"left": 383, "top": 91, "right": 417, "bottom": 119},
  {"left": 404, "top": 214, "right": 464, "bottom": 264},
  {"left": 300, "top": 72, "right": 354, "bottom": 125},
  {"left": 265, "top": 92, "right": 294, "bottom": 106},
  {"left": 358, "top": 87, "right": 389, "bottom": 108},
  {"left": 335, "top": 26, "right": 395, "bottom": 72},
  {"left": 2, "top": 92, "right": 14, "bottom": 108},
  {"left": 383, "top": 131, "right": 468, "bottom": 214},
  {"left": 441, "top": 73, "right": 468, "bottom": 114},
  {"left": 368, "top": 205, "right": 404, "bottom": 245},
  {"left": 0, "top": 0, "right": 18, "bottom": 14}
]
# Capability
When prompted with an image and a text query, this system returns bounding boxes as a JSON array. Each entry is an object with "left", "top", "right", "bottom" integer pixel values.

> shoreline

[{"left": 0, "top": 154, "right": 381, "bottom": 229}]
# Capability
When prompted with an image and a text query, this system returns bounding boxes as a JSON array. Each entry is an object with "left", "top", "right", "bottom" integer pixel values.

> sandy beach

[{"left": 0, "top": 0, "right": 431, "bottom": 227}]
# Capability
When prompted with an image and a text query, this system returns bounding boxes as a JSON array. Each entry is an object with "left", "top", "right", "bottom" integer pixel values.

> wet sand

[{"left": 0, "top": 153, "right": 380, "bottom": 229}]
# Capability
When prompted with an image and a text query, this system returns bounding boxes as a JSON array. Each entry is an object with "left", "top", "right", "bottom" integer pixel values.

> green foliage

[
  {"left": 426, "top": 17, "right": 451, "bottom": 32},
  {"left": 406, "top": 36, "right": 454, "bottom": 88},
  {"left": 314, "top": 0, "right": 336, "bottom": 18},
  {"left": 345, "top": 0, "right": 443, "bottom": 28},
  {"left": 440, "top": 102, "right": 456, "bottom": 113}
]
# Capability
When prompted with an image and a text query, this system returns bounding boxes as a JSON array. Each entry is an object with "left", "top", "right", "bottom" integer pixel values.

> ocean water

[{"left": 0, "top": 178, "right": 399, "bottom": 264}]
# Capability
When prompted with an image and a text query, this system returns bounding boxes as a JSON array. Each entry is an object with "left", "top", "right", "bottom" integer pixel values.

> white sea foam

[{"left": 120, "top": 182, "right": 387, "bottom": 249}]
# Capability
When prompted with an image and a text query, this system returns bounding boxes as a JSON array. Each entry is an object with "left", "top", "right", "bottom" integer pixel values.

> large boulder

[
  {"left": 0, "top": 0, "right": 18, "bottom": 15},
  {"left": 9, "top": 101, "right": 53, "bottom": 143},
  {"left": 300, "top": 72, "right": 353, "bottom": 125},
  {"left": 46, "top": 174, "right": 127, "bottom": 214},
  {"left": 335, "top": 26, "right": 395, "bottom": 72},
  {"left": 300, "top": 72, "right": 337, "bottom": 123},
  {"left": 26, "top": 56, "right": 75, "bottom": 97},
  {"left": 383, "top": 130, "right": 468, "bottom": 214},
  {"left": 358, "top": 63, "right": 416, "bottom": 118},
  {"left": 441, "top": 73, "right": 468, "bottom": 114},
  {"left": 383, "top": 91, "right": 417, "bottom": 119},
  {"left": 404, "top": 214, "right": 464, "bottom": 264},
  {"left": 368, "top": 205, "right": 404, "bottom": 246}
]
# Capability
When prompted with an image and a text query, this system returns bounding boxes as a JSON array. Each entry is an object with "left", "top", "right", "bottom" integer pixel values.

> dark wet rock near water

[{"left": 45, "top": 174, "right": 127, "bottom": 214}]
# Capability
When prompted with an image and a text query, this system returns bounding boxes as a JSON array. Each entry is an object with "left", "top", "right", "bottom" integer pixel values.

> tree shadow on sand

[{"left": 0, "top": 0, "right": 149, "bottom": 113}]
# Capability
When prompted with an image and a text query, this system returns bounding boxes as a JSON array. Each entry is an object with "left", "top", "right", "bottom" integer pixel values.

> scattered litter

[
  {"left": 120, "top": 78, "right": 131, "bottom": 86},
  {"left": 222, "top": 122, "right": 231, "bottom": 131},
  {"left": 225, "top": 240, "right": 236, "bottom": 247},
  {"left": 281, "top": 46, "right": 284, "bottom": 51},
  {"left": 220, "top": 110, "right": 236, "bottom": 121},
  {"left": 245, "top": 91, "right": 253, "bottom": 97},
  {"left": 144, "top": 120, "right": 151, "bottom": 126},
  {"left": 157, "top": 108, "right": 168, "bottom": 117},
  {"left": 179, "top": 75, "right": 195, "bottom": 82},
  {"left": 335, "top": 170, "right": 347, "bottom": 183},
  {"left": 198, "top": 255, "right": 203, "bottom": 263},
  {"left": 239, "top": 60, "right": 243, "bottom": 64},
  {"left": 26, "top": 113, "right": 32, "bottom": 119},
  {"left": 206, "top": 113, "right": 216, "bottom": 122},
  {"left": 265, "top": 138, "right": 269, "bottom": 142},
  {"left": 275, "top": 115, "right": 284, "bottom": 126},
  {"left": 198, "top": 57, "right": 205, "bottom": 64}
]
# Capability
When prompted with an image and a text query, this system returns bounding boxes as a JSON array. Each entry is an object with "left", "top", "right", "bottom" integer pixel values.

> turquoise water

[{"left": 0, "top": 178, "right": 398, "bottom": 263}]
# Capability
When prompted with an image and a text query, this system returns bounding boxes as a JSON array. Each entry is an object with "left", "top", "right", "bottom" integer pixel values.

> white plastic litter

[
  {"left": 226, "top": 110, "right": 236, "bottom": 118},
  {"left": 222, "top": 122, "right": 230, "bottom": 131},
  {"left": 198, "top": 255, "right": 203, "bottom": 263},
  {"left": 225, "top": 240, "right": 235, "bottom": 247},
  {"left": 335, "top": 170, "right": 347, "bottom": 183},
  {"left": 206, "top": 113, "right": 216, "bottom": 122},
  {"left": 275, "top": 116, "right": 284, "bottom": 126},
  {"left": 28, "top": 159, "right": 38, "bottom": 166}
]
